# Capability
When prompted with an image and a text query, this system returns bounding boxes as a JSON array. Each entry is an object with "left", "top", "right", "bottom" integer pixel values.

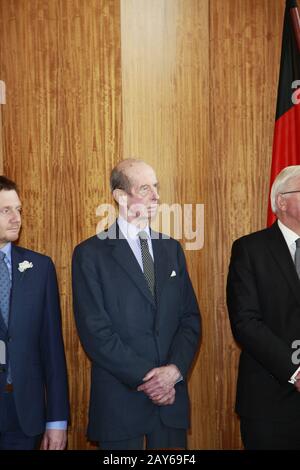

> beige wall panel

[{"left": 121, "top": 0, "right": 213, "bottom": 449}]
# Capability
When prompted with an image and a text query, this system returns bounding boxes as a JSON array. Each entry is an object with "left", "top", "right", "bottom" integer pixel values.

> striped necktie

[
  {"left": 138, "top": 231, "right": 155, "bottom": 298},
  {"left": 0, "top": 251, "right": 11, "bottom": 327}
]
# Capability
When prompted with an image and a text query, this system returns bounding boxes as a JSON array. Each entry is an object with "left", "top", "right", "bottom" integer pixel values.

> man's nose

[
  {"left": 152, "top": 188, "right": 159, "bottom": 200},
  {"left": 10, "top": 210, "right": 21, "bottom": 222}
]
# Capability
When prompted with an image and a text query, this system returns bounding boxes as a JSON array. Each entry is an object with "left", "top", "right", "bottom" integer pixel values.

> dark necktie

[
  {"left": 138, "top": 231, "right": 155, "bottom": 298},
  {"left": 0, "top": 251, "right": 11, "bottom": 327},
  {"left": 295, "top": 238, "right": 300, "bottom": 279}
]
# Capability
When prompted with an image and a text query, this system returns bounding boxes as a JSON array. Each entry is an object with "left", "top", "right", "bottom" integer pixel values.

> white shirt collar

[
  {"left": 0, "top": 242, "right": 12, "bottom": 261},
  {"left": 277, "top": 219, "right": 300, "bottom": 247},
  {"left": 117, "top": 215, "right": 151, "bottom": 241}
]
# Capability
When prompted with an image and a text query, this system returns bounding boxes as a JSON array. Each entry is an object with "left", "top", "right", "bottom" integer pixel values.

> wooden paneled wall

[
  {"left": 0, "top": 0, "right": 122, "bottom": 449},
  {"left": 0, "top": 0, "right": 284, "bottom": 449},
  {"left": 209, "top": 0, "right": 284, "bottom": 448}
]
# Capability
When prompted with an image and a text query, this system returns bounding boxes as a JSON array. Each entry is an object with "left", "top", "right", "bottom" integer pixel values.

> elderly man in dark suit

[
  {"left": 72, "top": 159, "right": 201, "bottom": 450},
  {"left": 0, "top": 176, "right": 69, "bottom": 450},
  {"left": 227, "top": 165, "right": 300, "bottom": 449}
]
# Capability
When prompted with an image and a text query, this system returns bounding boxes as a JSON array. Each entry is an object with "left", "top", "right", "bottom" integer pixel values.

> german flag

[{"left": 267, "top": 0, "right": 300, "bottom": 226}]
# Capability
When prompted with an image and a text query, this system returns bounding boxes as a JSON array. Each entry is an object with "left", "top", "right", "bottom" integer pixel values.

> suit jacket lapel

[
  {"left": 0, "top": 309, "right": 7, "bottom": 334},
  {"left": 151, "top": 232, "right": 173, "bottom": 305},
  {"left": 267, "top": 221, "right": 300, "bottom": 307},
  {"left": 106, "top": 223, "right": 156, "bottom": 306},
  {"left": 9, "top": 245, "right": 27, "bottom": 331}
]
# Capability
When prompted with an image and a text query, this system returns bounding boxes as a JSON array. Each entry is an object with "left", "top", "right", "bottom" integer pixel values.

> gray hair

[
  {"left": 110, "top": 158, "right": 145, "bottom": 193},
  {"left": 271, "top": 165, "right": 300, "bottom": 214},
  {"left": 110, "top": 166, "right": 132, "bottom": 193}
]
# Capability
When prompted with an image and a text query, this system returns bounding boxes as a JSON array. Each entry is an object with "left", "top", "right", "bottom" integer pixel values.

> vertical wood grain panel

[
  {"left": 0, "top": 0, "right": 122, "bottom": 449},
  {"left": 210, "top": 0, "right": 284, "bottom": 448},
  {"left": 0, "top": 78, "right": 4, "bottom": 173},
  {"left": 0, "top": 108, "right": 3, "bottom": 174},
  {"left": 0, "top": 0, "right": 285, "bottom": 449}
]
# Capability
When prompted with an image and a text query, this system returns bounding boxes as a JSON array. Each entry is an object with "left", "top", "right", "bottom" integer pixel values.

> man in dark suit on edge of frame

[
  {"left": 227, "top": 165, "right": 300, "bottom": 449},
  {"left": 0, "top": 176, "right": 69, "bottom": 450}
]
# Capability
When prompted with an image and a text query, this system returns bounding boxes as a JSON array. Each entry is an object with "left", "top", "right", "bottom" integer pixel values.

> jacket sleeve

[
  {"left": 226, "top": 238, "right": 297, "bottom": 383},
  {"left": 40, "top": 258, "right": 70, "bottom": 422},
  {"left": 72, "top": 244, "right": 155, "bottom": 389},
  {"left": 166, "top": 242, "right": 201, "bottom": 378}
]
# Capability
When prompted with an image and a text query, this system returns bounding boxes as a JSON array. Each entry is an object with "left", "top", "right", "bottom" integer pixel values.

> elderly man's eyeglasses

[{"left": 280, "top": 190, "right": 300, "bottom": 195}]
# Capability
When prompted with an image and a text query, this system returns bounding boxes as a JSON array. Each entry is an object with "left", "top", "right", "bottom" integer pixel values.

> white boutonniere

[{"left": 18, "top": 260, "right": 33, "bottom": 273}]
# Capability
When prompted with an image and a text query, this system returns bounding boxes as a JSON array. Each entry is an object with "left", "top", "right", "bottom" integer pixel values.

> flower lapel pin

[{"left": 18, "top": 260, "right": 33, "bottom": 273}]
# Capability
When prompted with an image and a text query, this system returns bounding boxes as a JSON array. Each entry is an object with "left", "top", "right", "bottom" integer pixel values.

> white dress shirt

[{"left": 117, "top": 216, "right": 154, "bottom": 270}]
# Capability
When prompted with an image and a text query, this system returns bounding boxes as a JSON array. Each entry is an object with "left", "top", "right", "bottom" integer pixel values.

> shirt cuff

[
  {"left": 46, "top": 421, "right": 68, "bottom": 430},
  {"left": 289, "top": 366, "right": 300, "bottom": 384},
  {"left": 175, "top": 374, "right": 183, "bottom": 384}
]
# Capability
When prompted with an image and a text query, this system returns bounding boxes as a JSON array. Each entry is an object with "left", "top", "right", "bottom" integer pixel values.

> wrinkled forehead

[{"left": 125, "top": 163, "right": 157, "bottom": 188}]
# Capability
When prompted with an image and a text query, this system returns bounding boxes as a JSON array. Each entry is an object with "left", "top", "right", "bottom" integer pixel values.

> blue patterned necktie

[
  {"left": 138, "top": 231, "right": 155, "bottom": 298},
  {"left": 0, "top": 251, "right": 11, "bottom": 327}
]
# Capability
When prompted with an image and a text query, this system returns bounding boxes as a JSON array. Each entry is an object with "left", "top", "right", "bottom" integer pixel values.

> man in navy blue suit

[
  {"left": 72, "top": 159, "right": 201, "bottom": 450},
  {"left": 0, "top": 176, "right": 69, "bottom": 450}
]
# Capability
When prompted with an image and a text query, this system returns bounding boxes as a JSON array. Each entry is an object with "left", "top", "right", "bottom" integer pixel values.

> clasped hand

[{"left": 137, "top": 364, "right": 181, "bottom": 406}]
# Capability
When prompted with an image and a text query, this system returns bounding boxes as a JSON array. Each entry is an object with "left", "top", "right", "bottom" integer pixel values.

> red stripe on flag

[{"left": 267, "top": 103, "right": 300, "bottom": 226}]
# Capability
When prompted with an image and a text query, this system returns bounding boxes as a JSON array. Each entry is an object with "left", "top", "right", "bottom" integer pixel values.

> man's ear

[
  {"left": 113, "top": 189, "right": 127, "bottom": 206},
  {"left": 277, "top": 193, "right": 286, "bottom": 212}
]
